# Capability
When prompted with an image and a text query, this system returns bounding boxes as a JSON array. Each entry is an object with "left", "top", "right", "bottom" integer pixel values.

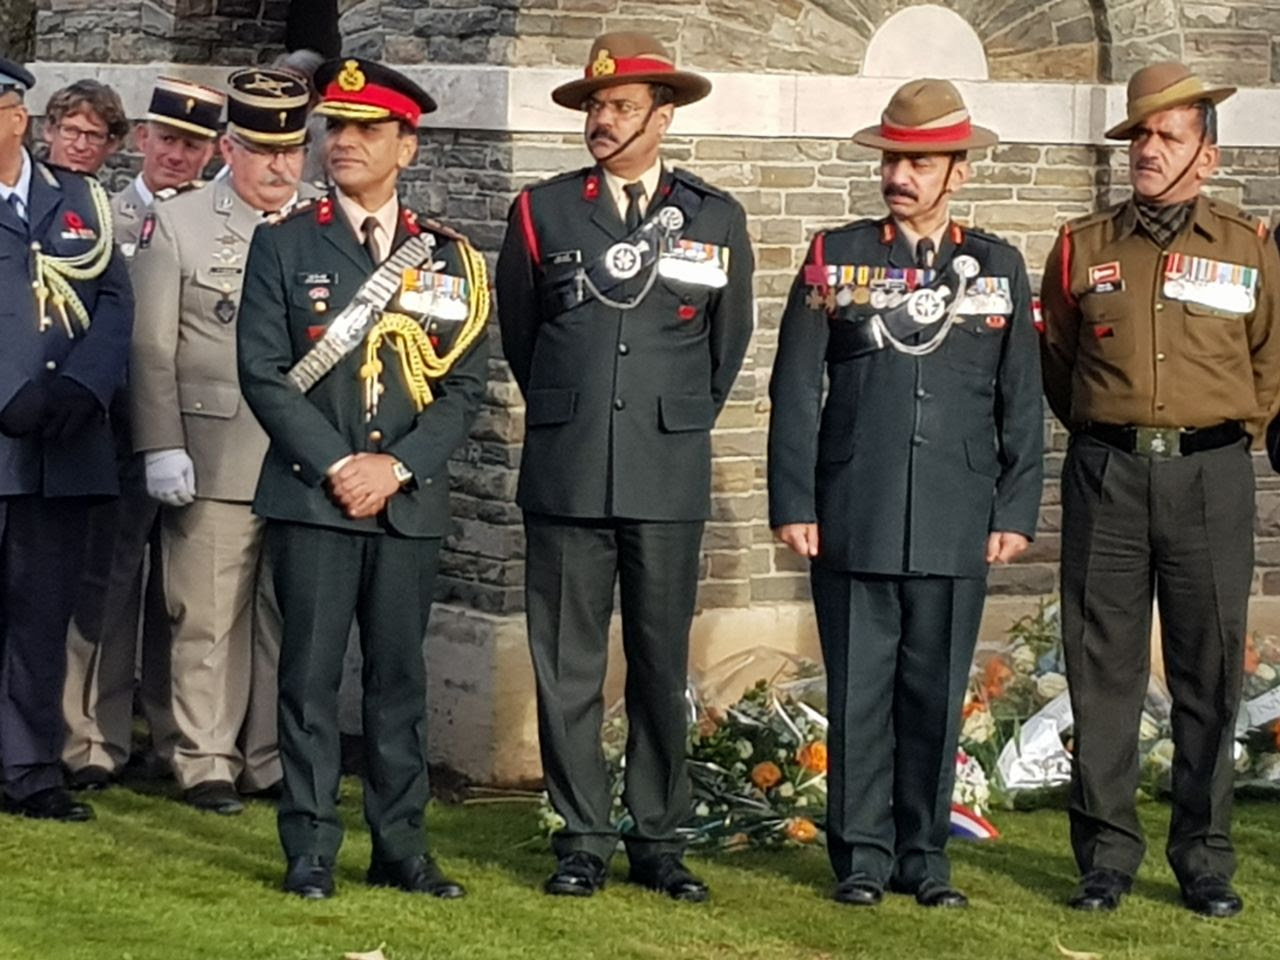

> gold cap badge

[
  {"left": 337, "top": 59, "right": 366, "bottom": 93},
  {"left": 590, "top": 49, "right": 617, "bottom": 78}
]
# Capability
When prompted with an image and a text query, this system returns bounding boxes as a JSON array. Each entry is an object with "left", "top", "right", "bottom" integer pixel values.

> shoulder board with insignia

[
  {"left": 1204, "top": 198, "right": 1266, "bottom": 237},
  {"left": 825, "top": 218, "right": 881, "bottom": 239},
  {"left": 963, "top": 223, "right": 1015, "bottom": 248},
  {"left": 526, "top": 167, "right": 594, "bottom": 194},
  {"left": 154, "top": 180, "right": 205, "bottom": 202},
  {"left": 670, "top": 167, "right": 731, "bottom": 201},
  {"left": 421, "top": 216, "right": 468, "bottom": 244},
  {"left": 267, "top": 197, "right": 318, "bottom": 226}
]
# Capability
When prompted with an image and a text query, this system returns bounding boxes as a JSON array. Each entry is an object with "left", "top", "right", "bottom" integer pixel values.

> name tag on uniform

[
  {"left": 955, "top": 276, "right": 1013, "bottom": 315},
  {"left": 401, "top": 268, "right": 470, "bottom": 322},
  {"left": 658, "top": 239, "right": 729, "bottom": 288},
  {"left": 547, "top": 249, "right": 581, "bottom": 266},
  {"left": 297, "top": 271, "right": 338, "bottom": 286},
  {"left": 1163, "top": 253, "right": 1258, "bottom": 314}
]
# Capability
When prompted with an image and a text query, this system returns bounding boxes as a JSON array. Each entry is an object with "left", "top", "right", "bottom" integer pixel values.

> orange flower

[
  {"left": 784, "top": 817, "right": 818, "bottom": 843},
  {"left": 750, "top": 761, "right": 782, "bottom": 790},
  {"left": 1245, "top": 634, "right": 1261, "bottom": 675},
  {"left": 962, "top": 700, "right": 984, "bottom": 719},
  {"left": 981, "top": 657, "right": 1015, "bottom": 701},
  {"left": 796, "top": 741, "right": 828, "bottom": 774},
  {"left": 1272, "top": 721, "right": 1280, "bottom": 753}
]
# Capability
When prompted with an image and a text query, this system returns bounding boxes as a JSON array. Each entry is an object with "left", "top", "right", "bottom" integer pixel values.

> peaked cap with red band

[
  {"left": 313, "top": 58, "right": 436, "bottom": 127},
  {"left": 551, "top": 32, "right": 711, "bottom": 110},
  {"left": 852, "top": 78, "right": 997, "bottom": 154}
]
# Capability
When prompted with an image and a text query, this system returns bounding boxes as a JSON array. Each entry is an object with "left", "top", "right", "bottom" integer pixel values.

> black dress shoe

[
  {"left": 628, "top": 854, "right": 709, "bottom": 902},
  {"left": 3, "top": 787, "right": 94, "bottom": 822},
  {"left": 833, "top": 876, "right": 884, "bottom": 906},
  {"left": 241, "top": 780, "right": 283, "bottom": 802},
  {"left": 68, "top": 765, "right": 114, "bottom": 792},
  {"left": 183, "top": 780, "right": 244, "bottom": 815},
  {"left": 283, "top": 855, "right": 334, "bottom": 900},
  {"left": 367, "top": 854, "right": 466, "bottom": 899},
  {"left": 544, "top": 851, "right": 608, "bottom": 897},
  {"left": 915, "top": 881, "right": 969, "bottom": 908},
  {"left": 1068, "top": 868, "right": 1132, "bottom": 911},
  {"left": 1182, "top": 874, "right": 1243, "bottom": 918}
]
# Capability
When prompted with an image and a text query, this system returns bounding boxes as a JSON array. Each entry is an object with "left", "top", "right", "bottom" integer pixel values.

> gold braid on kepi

[
  {"left": 359, "top": 241, "right": 490, "bottom": 418},
  {"left": 32, "top": 177, "right": 115, "bottom": 337}
]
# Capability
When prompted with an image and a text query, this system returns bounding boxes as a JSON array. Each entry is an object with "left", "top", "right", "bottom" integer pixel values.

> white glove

[{"left": 144, "top": 448, "right": 196, "bottom": 506}]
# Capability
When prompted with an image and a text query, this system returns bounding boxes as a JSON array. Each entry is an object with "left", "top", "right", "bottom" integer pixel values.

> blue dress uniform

[
  {"left": 0, "top": 58, "right": 133, "bottom": 819},
  {"left": 768, "top": 79, "right": 1042, "bottom": 905}
]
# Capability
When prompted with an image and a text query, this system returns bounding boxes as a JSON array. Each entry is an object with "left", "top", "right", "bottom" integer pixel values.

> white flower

[
  {"left": 695, "top": 802, "right": 710, "bottom": 817},
  {"left": 962, "top": 706, "right": 995, "bottom": 744},
  {"left": 777, "top": 782, "right": 795, "bottom": 798},
  {"left": 1010, "top": 644, "right": 1036, "bottom": 675},
  {"left": 1257, "top": 663, "right": 1277, "bottom": 683},
  {"left": 1035, "top": 672, "right": 1068, "bottom": 703},
  {"left": 736, "top": 740, "right": 753, "bottom": 759},
  {"left": 795, "top": 795, "right": 809, "bottom": 807}
]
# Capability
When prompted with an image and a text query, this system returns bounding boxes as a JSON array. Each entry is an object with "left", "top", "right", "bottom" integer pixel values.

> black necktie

[
  {"left": 361, "top": 215, "right": 380, "bottom": 264},
  {"left": 623, "top": 182, "right": 646, "bottom": 233},
  {"left": 916, "top": 237, "right": 935, "bottom": 269},
  {"left": 5, "top": 192, "right": 26, "bottom": 225}
]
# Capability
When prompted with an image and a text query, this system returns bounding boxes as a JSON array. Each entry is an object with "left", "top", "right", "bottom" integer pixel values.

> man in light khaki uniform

[
  {"left": 130, "top": 68, "right": 315, "bottom": 813},
  {"left": 63, "top": 78, "right": 223, "bottom": 790}
]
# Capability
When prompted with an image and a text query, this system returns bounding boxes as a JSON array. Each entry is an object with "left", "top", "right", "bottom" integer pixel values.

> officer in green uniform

[
  {"left": 1040, "top": 63, "right": 1280, "bottom": 918},
  {"left": 237, "top": 58, "right": 489, "bottom": 900},
  {"left": 496, "top": 32, "right": 754, "bottom": 901},
  {"left": 768, "top": 79, "right": 1043, "bottom": 908}
]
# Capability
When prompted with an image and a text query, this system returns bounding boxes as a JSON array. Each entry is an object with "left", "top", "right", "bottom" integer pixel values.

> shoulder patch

[
  {"left": 670, "top": 166, "right": 731, "bottom": 201},
  {"left": 154, "top": 180, "right": 205, "bottom": 202}
]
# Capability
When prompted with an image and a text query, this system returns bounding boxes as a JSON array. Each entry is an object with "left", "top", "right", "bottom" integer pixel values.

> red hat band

[
  {"left": 586, "top": 50, "right": 676, "bottom": 81},
  {"left": 321, "top": 81, "right": 422, "bottom": 126},
  {"left": 879, "top": 118, "right": 974, "bottom": 146}
]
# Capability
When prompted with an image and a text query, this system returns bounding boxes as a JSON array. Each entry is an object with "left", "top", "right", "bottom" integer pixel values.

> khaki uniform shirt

[
  {"left": 1040, "top": 196, "right": 1280, "bottom": 437},
  {"left": 129, "top": 174, "right": 318, "bottom": 501}
]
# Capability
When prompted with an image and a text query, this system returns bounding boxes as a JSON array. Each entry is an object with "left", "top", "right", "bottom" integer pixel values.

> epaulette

[
  {"left": 825, "top": 218, "right": 881, "bottom": 238},
  {"left": 267, "top": 196, "right": 318, "bottom": 226},
  {"left": 39, "top": 160, "right": 89, "bottom": 183},
  {"left": 525, "top": 167, "right": 594, "bottom": 194},
  {"left": 962, "top": 223, "right": 1015, "bottom": 248},
  {"left": 1205, "top": 198, "right": 1269, "bottom": 239},
  {"left": 671, "top": 166, "right": 730, "bottom": 201},
  {"left": 154, "top": 180, "right": 205, "bottom": 202},
  {"left": 420, "top": 215, "right": 468, "bottom": 245},
  {"left": 1063, "top": 205, "right": 1118, "bottom": 235}
]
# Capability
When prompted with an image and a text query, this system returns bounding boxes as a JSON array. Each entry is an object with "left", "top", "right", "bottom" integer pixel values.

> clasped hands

[{"left": 327, "top": 452, "right": 403, "bottom": 519}]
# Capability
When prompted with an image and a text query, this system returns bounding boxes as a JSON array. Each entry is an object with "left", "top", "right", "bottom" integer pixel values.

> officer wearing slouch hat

[
  {"left": 238, "top": 57, "right": 488, "bottom": 900},
  {"left": 496, "top": 32, "right": 754, "bottom": 902},
  {"left": 0, "top": 56, "right": 133, "bottom": 822},
  {"left": 1041, "top": 62, "right": 1280, "bottom": 919},
  {"left": 768, "top": 79, "right": 1042, "bottom": 908},
  {"left": 128, "top": 67, "right": 321, "bottom": 815}
]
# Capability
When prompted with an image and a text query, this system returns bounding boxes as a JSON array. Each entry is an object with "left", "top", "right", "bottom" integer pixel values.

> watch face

[{"left": 392, "top": 461, "right": 413, "bottom": 484}]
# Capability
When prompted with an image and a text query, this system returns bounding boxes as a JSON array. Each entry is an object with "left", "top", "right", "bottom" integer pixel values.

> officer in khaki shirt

[
  {"left": 1041, "top": 62, "right": 1280, "bottom": 919},
  {"left": 130, "top": 68, "right": 318, "bottom": 813}
]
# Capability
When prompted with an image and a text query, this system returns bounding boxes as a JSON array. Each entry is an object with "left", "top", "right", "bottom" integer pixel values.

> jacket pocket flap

[
  {"left": 525, "top": 388, "right": 577, "bottom": 427},
  {"left": 192, "top": 266, "right": 243, "bottom": 293},
  {"left": 178, "top": 380, "right": 241, "bottom": 419},
  {"left": 965, "top": 436, "right": 1000, "bottom": 478},
  {"left": 659, "top": 394, "right": 716, "bottom": 432}
]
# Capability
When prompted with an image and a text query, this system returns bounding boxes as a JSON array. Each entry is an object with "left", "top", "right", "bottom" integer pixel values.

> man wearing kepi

[
  {"left": 130, "top": 68, "right": 319, "bottom": 815},
  {"left": 1040, "top": 63, "right": 1280, "bottom": 919},
  {"left": 768, "top": 79, "right": 1042, "bottom": 908},
  {"left": 0, "top": 57, "right": 133, "bottom": 822},
  {"left": 496, "top": 33, "right": 754, "bottom": 902},
  {"left": 238, "top": 58, "right": 488, "bottom": 900}
]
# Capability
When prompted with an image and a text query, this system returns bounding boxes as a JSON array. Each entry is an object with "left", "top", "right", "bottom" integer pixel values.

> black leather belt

[{"left": 1081, "top": 420, "right": 1244, "bottom": 458}]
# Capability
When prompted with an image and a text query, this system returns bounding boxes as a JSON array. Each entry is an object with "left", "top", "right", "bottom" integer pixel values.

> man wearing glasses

[
  {"left": 127, "top": 68, "right": 317, "bottom": 814},
  {"left": 41, "top": 80, "right": 128, "bottom": 176},
  {"left": 497, "top": 32, "right": 754, "bottom": 902}
]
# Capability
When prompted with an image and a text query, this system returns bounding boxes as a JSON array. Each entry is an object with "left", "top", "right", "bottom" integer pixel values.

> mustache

[
  {"left": 589, "top": 127, "right": 617, "bottom": 144},
  {"left": 883, "top": 184, "right": 918, "bottom": 200}
]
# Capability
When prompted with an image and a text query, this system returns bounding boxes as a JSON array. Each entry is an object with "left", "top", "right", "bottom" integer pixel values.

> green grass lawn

[{"left": 2, "top": 782, "right": 1278, "bottom": 960}]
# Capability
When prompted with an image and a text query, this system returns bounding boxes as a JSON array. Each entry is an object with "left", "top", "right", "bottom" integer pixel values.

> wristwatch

[{"left": 391, "top": 458, "right": 414, "bottom": 486}]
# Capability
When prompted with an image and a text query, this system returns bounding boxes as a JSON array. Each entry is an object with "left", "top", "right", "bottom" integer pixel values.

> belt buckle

[{"left": 1135, "top": 426, "right": 1181, "bottom": 458}]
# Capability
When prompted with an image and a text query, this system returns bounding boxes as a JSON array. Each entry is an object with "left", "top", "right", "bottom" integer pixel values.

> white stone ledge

[{"left": 25, "top": 62, "right": 1280, "bottom": 147}]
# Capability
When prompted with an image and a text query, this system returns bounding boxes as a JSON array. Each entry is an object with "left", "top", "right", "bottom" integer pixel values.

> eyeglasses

[
  {"left": 53, "top": 123, "right": 111, "bottom": 147},
  {"left": 582, "top": 97, "right": 649, "bottom": 119}
]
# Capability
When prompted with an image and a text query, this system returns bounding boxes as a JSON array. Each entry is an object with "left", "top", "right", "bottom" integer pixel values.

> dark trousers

[
  {"left": 267, "top": 520, "right": 441, "bottom": 863},
  {"left": 524, "top": 513, "right": 704, "bottom": 863},
  {"left": 0, "top": 495, "right": 90, "bottom": 800},
  {"left": 1061, "top": 435, "right": 1252, "bottom": 884},
  {"left": 811, "top": 567, "right": 986, "bottom": 889}
]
